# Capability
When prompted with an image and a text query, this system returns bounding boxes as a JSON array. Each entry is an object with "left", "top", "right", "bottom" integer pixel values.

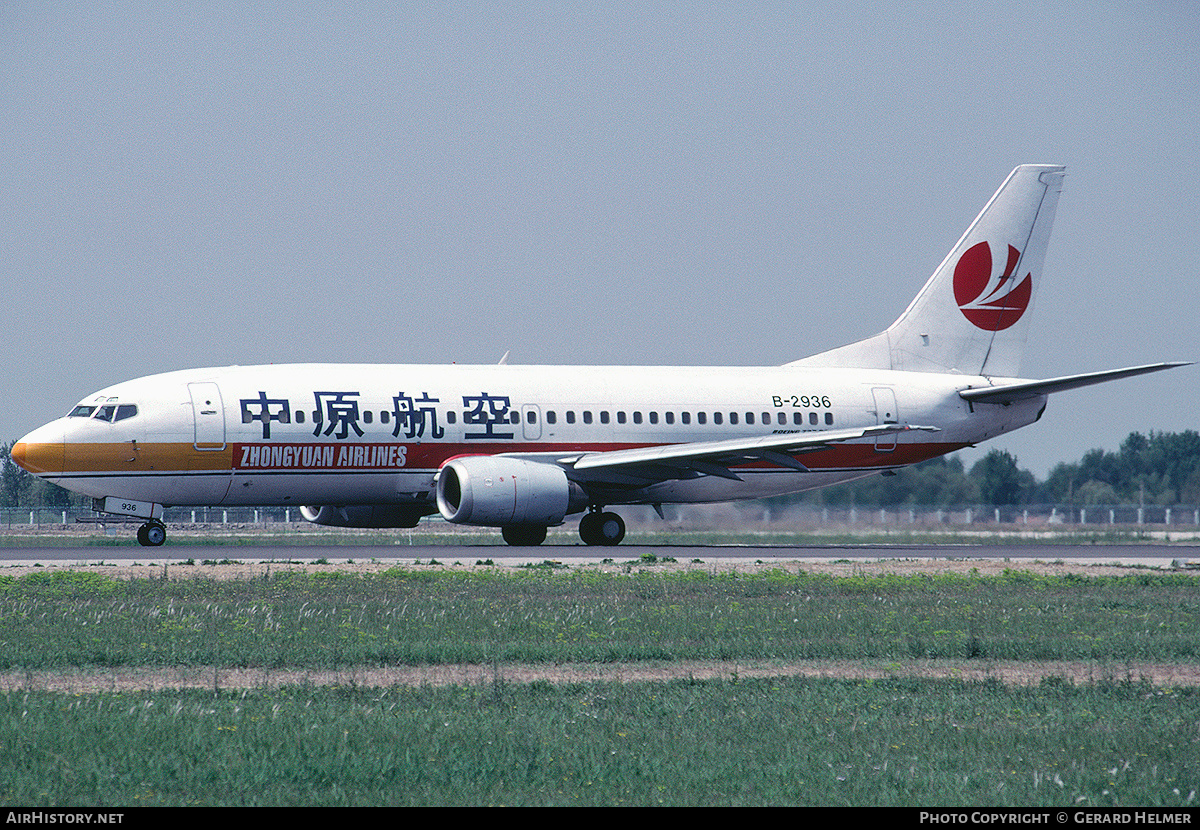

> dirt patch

[{"left": 3, "top": 659, "right": 1198, "bottom": 694}]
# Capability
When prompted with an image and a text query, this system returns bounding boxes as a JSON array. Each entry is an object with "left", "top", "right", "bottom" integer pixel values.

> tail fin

[{"left": 789, "top": 164, "right": 1065, "bottom": 377}]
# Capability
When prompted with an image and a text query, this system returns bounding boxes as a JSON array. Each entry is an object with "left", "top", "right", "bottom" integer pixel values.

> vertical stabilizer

[{"left": 790, "top": 165, "right": 1065, "bottom": 376}]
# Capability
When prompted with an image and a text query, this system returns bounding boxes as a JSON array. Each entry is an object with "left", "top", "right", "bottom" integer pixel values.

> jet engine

[
  {"left": 436, "top": 456, "right": 586, "bottom": 527},
  {"left": 300, "top": 504, "right": 429, "bottom": 528}
]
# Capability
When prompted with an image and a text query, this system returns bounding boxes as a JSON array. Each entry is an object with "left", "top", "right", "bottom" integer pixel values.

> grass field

[
  {"left": 2, "top": 677, "right": 1197, "bottom": 806},
  {"left": 0, "top": 563, "right": 1197, "bottom": 806}
]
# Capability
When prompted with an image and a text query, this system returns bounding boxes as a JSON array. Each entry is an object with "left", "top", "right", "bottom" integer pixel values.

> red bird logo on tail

[{"left": 952, "top": 241, "right": 1032, "bottom": 331}]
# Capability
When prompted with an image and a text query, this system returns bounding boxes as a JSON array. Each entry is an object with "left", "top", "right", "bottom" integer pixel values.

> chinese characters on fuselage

[{"left": 239, "top": 391, "right": 510, "bottom": 442}]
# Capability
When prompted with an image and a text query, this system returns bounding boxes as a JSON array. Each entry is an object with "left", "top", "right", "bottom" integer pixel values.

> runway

[{"left": 1, "top": 542, "right": 1196, "bottom": 568}]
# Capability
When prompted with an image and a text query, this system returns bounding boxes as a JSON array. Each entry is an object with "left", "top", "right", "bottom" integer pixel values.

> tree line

[
  {"left": 4, "top": 432, "right": 1200, "bottom": 509},
  {"left": 771, "top": 430, "right": 1200, "bottom": 508}
]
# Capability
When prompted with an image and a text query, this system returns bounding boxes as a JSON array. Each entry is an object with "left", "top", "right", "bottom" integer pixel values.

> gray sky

[{"left": 3, "top": 2, "right": 1197, "bottom": 479}]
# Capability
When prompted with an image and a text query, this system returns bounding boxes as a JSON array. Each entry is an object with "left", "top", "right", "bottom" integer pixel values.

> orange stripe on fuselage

[{"left": 16, "top": 442, "right": 233, "bottom": 475}]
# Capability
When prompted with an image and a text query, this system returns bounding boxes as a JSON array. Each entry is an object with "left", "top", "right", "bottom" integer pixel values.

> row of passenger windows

[
  {"left": 245, "top": 408, "right": 835, "bottom": 428},
  {"left": 539, "top": 410, "right": 835, "bottom": 427}
]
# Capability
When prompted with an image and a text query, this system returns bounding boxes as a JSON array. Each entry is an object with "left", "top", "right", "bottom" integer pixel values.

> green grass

[
  {"left": 1, "top": 567, "right": 1199, "bottom": 669},
  {"left": 0, "top": 678, "right": 1196, "bottom": 806}
]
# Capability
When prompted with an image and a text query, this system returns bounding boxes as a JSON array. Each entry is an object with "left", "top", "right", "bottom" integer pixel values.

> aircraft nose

[{"left": 11, "top": 423, "right": 65, "bottom": 477}]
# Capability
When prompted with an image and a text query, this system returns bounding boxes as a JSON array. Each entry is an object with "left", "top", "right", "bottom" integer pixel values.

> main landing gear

[
  {"left": 136, "top": 520, "right": 167, "bottom": 547},
  {"left": 498, "top": 509, "right": 627, "bottom": 547},
  {"left": 578, "top": 509, "right": 625, "bottom": 546}
]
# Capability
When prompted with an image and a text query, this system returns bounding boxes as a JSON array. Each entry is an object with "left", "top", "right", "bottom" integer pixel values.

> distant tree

[
  {"left": 1044, "top": 460, "right": 1080, "bottom": 504},
  {"left": 1076, "top": 447, "right": 1122, "bottom": 489},
  {"left": 1181, "top": 469, "right": 1200, "bottom": 505},
  {"left": 1137, "top": 431, "right": 1200, "bottom": 504},
  {"left": 970, "top": 449, "right": 1032, "bottom": 505},
  {"left": 1076, "top": 479, "right": 1119, "bottom": 506},
  {"left": 902, "top": 455, "right": 978, "bottom": 506},
  {"left": 1035, "top": 431, "right": 1200, "bottom": 505},
  {"left": 0, "top": 441, "right": 29, "bottom": 507}
]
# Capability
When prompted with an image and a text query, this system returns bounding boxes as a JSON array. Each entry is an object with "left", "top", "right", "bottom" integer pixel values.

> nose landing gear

[
  {"left": 136, "top": 521, "right": 167, "bottom": 547},
  {"left": 92, "top": 497, "right": 167, "bottom": 547}
]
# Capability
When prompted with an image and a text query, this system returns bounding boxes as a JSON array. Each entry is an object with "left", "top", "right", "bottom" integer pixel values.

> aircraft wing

[
  {"left": 553, "top": 423, "right": 939, "bottom": 485},
  {"left": 959, "top": 362, "right": 1190, "bottom": 405}
]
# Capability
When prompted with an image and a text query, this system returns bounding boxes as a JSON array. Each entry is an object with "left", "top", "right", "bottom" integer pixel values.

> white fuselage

[{"left": 15, "top": 362, "right": 1046, "bottom": 511}]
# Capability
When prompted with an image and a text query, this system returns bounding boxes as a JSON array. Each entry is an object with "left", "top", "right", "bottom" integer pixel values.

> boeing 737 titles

[{"left": 11, "top": 165, "right": 1189, "bottom": 546}]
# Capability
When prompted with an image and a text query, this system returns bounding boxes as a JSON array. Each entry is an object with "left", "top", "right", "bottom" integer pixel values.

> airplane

[{"left": 10, "top": 164, "right": 1189, "bottom": 547}]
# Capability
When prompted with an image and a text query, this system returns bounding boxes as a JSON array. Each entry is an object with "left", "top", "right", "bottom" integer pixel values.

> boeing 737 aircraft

[{"left": 10, "top": 165, "right": 1189, "bottom": 546}]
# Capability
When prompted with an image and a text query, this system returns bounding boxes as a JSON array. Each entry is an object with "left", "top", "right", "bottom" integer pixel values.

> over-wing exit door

[{"left": 872, "top": 387, "right": 898, "bottom": 452}]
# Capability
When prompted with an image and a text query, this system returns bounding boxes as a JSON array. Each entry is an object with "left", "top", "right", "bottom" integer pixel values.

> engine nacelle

[
  {"left": 300, "top": 504, "right": 429, "bottom": 528},
  {"left": 436, "top": 456, "right": 585, "bottom": 527}
]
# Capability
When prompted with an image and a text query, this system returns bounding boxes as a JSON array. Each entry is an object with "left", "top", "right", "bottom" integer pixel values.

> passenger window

[
  {"left": 583, "top": 411, "right": 593, "bottom": 424},
  {"left": 447, "top": 412, "right": 457, "bottom": 424},
  {"left": 617, "top": 411, "right": 626, "bottom": 424},
  {"left": 363, "top": 411, "right": 373, "bottom": 425},
  {"left": 527, "top": 411, "right": 537, "bottom": 424},
  {"left": 665, "top": 412, "right": 674, "bottom": 425},
  {"left": 697, "top": 412, "right": 706, "bottom": 425},
  {"left": 547, "top": 411, "right": 557, "bottom": 424},
  {"left": 713, "top": 412, "right": 723, "bottom": 425},
  {"left": 296, "top": 410, "right": 306, "bottom": 424},
  {"left": 566, "top": 411, "right": 576, "bottom": 424},
  {"left": 649, "top": 412, "right": 658, "bottom": 425},
  {"left": 681, "top": 412, "right": 690, "bottom": 425},
  {"left": 746, "top": 413, "right": 754, "bottom": 425},
  {"left": 380, "top": 411, "right": 389, "bottom": 424},
  {"left": 825, "top": 412, "right": 834, "bottom": 425},
  {"left": 600, "top": 411, "right": 610, "bottom": 424},
  {"left": 810, "top": 412, "right": 818, "bottom": 425},
  {"left": 633, "top": 412, "right": 643, "bottom": 425},
  {"left": 729, "top": 413, "right": 738, "bottom": 425}
]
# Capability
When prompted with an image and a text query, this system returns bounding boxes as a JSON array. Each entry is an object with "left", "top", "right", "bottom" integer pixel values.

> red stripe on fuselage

[{"left": 229, "top": 440, "right": 965, "bottom": 473}]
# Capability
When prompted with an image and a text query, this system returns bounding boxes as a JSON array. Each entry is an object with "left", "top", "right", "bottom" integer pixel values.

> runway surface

[{"left": 1, "top": 542, "right": 1196, "bottom": 568}]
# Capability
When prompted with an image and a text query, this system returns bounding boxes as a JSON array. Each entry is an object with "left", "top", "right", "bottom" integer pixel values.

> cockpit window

[{"left": 84, "top": 403, "right": 139, "bottom": 423}]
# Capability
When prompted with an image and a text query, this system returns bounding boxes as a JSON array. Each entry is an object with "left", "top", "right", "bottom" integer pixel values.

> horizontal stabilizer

[{"left": 959, "top": 362, "right": 1191, "bottom": 405}]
